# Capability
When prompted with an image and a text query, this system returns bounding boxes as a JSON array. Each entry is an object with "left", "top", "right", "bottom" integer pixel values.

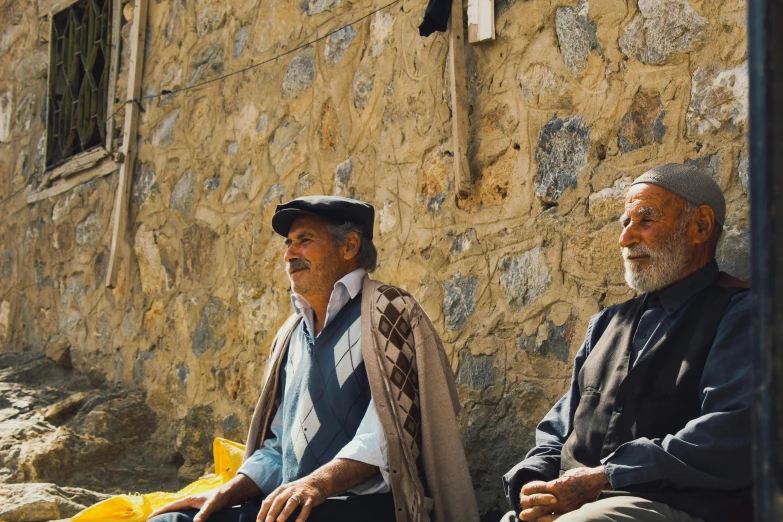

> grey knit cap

[{"left": 631, "top": 163, "right": 726, "bottom": 226}]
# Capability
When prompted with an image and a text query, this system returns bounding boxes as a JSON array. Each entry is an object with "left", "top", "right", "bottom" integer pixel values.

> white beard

[{"left": 623, "top": 225, "right": 691, "bottom": 293}]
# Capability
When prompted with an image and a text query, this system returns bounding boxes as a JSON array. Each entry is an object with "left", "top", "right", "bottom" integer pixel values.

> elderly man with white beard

[{"left": 501, "top": 164, "right": 752, "bottom": 522}]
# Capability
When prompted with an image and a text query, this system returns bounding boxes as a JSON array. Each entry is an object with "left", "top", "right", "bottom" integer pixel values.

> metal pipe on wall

[{"left": 748, "top": 0, "right": 783, "bottom": 519}]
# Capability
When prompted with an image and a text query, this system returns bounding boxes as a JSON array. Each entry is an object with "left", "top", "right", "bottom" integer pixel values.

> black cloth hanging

[{"left": 418, "top": 0, "right": 452, "bottom": 36}]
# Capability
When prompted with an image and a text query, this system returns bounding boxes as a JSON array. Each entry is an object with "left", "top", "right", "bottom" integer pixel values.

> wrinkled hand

[
  {"left": 518, "top": 467, "right": 610, "bottom": 521},
  {"left": 257, "top": 476, "right": 328, "bottom": 522},
  {"left": 147, "top": 488, "right": 220, "bottom": 522},
  {"left": 147, "top": 474, "right": 261, "bottom": 522}
]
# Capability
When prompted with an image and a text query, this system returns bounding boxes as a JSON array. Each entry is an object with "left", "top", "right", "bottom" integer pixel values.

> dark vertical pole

[{"left": 749, "top": 0, "right": 783, "bottom": 519}]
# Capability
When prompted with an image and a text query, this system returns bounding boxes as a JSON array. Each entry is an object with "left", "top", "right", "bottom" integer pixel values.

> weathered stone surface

[
  {"left": 302, "top": 0, "right": 341, "bottom": 16},
  {"left": 618, "top": 91, "right": 666, "bottom": 153},
  {"left": 685, "top": 152, "right": 721, "bottom": 178},
  {"left": 619, "top": 0, "right": 708, "bottom": 65},
  {"left": 165, "top": 0, "right": 187, "bottom": 46},
  {"left": 521, "top": 317, "right": 575, "bottom": 362},
  {"left": 456, "top": 351, "right": 497, "bottom": 389},
  {"left": 187, "top": 42, "right": 225, "bottom": 87},
  {"left": 192, "top": 297, "right": 229, "bottom": 356},
  {"left": 450, "top": 229, "right": 478, "bottom": 254},
  {"left": 234, "top": 26, "right": 249, "bottom": 58},
  {"left": 281, "top": 49, "right": 315, "bottom": 99},
  {"left": 686, "top": 63, "right": 748, "bottom": 137},
  {"left": 324, "top": 27, "right": 355, "bottom": 64},
  {"left": 738, "top": 152, "right": 749, "bottom": 195},
  {"left": 75, "top": 213, "right": 102, "bottom": 249},
  {"left": 369, "top": 11, "right": 394, "bottom": 58},
  {"left": 134, "top": 225, "right": 170, "bottom": 293},
  {"left": 45, "top": 338, "right": 72, "bottom": 368},
  {"left": 262, "top": 183, "right": 287, "bottom": 209},
  {"left": 223, "top": 166, "right": 253, "bottom": 204},
  {"left": 334, "top": 158, "right": 353, "bottom": 196},
  {"left": 443, "top": 273, "right": 479, "bottom": 331},
  {"left": 520, "top": 64, "right": 566, "bottom": 102},
  {"left": 0, "top": 91, "right": 12, "bottom": 142},
  {"left": 534, "top": 115, "right": 591, "bottom": 204},
  {"left": 176, "top": 405, "right": 214, "bottom": 471},
  {"left": 0, "top": 483, "right": 110, "bottom": 522},
  {"left": 318, "top": 99, "right": 340, "bottom": 150},
  {"left": 152, "top": 110, "right": 180, "bottom": 148},
  {"left": 195, "top": 0, "right": 226, "bottom": 36},
  {"left": 133, "top": 163, "right": 159, "bottom": 206},
  {"left": 352, "top": 71, "right": 375, "bottom": 112},
  {"left": 15, "top": 93, "right": 37, "bottom": 133},
  {"left": 500, "top": 246, "right": 551, "bottom": 309},
  {"left": 588, "top": 178, "right": 632, "bottom": 220},
  {"left": 555, "top": 0, "right": 598, "bottom": 75},
  {"left": 269, "top": 120, "right": 306, "bottom": 176},
  {"left": 183, "top": 224, "right": 218, "bottom": 280},
  {"left": 716, "top": 225, "right": 750, "bottom": 281},
  {"left": 170, "top": 171, "right": 195, "bottom": 214},
  {"left": 0, "top": 300, "right": 10, "bottom": 344}
]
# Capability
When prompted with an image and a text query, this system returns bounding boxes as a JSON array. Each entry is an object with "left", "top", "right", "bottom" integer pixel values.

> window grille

[{"left": 46, "top": 0, "right": 112, "bottom": 170}]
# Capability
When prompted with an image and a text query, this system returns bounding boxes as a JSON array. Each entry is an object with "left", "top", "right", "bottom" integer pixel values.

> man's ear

[
  {"left": 692, "top": 205, "right": 715, "bottom": 244},
  {"left": 342, "top": 231, "right": 361, "bottom": 261}
]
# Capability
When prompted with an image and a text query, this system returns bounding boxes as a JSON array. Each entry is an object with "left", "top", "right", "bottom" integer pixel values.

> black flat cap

[{"left": 271, "top": 196, "right": 375, "bottom": 239}]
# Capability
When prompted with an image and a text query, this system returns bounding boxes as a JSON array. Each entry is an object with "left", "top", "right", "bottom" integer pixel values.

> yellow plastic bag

[{"left": 72, "top": 438, "right": 246, "bottom": 522}]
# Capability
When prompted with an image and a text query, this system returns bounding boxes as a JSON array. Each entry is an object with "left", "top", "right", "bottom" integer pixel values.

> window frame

[{"left": 28, "top": 0, "right": 123, "bottom": 203}]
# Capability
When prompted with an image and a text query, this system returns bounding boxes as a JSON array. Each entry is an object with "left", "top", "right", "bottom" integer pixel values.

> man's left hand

[
  {"left": 256, "top": 476, "right": 328, "bottom": 522},
  {"left": 520, "top": 466, "right": 611, "bottom": 520}
]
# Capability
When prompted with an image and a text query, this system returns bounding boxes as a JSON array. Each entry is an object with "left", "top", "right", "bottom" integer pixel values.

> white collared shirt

[{"left": 238, "top": 268, "right": 390, "bottom": 494}]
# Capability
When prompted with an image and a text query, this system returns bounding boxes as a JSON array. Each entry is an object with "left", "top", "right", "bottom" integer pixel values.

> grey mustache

[{"left": 287, "top": 259, "right": 311, "bottom": 273}]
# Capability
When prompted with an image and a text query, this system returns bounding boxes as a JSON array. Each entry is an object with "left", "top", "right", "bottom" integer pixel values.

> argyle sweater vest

[{"left": 279, "top": 294, "right": 371, "bottom": 483}]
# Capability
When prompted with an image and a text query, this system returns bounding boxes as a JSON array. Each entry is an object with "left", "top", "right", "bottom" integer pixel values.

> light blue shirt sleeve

[
  {"left": 237, "top": 406, "right": 284, "bottom": 495},
  {"left": 334, "top": 395, "right": 391, "bottom": 494}
]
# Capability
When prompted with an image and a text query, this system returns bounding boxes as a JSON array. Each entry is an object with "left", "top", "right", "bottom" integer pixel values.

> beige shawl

[{"left": 243, "top": 277, "right": 479, "bottom": 522}]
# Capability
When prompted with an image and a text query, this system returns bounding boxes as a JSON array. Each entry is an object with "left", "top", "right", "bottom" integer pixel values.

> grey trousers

[{"left": 502, "top": 496, "right": 705, "bottom": 522}]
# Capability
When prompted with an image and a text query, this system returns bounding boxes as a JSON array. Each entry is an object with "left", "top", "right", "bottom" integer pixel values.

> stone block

[
  {"left": 370, "top": 11, "right": 394, "bottom": 58},
  {"left": 281, "top": 49, "right": 315, "bottom": 99},
  {"left": 588, "top": 178, "right": 632, "bottom": 221},
  {"left": 192, "top": 296, "right": 228, "bottom": 356},
  {"left": 42, "top": 391, "right": 89, "bottom": 424},
  {"left": 456, "top": 350, "right": 497, "bottom": 389},
  {"left": 152, "top": 110, "right": 180, "bottom": 149},
  {"left": 443, "top": 273, "right": 479, "bottom": 331},
  {"left": 686, "top": 63, "right": 748, "bottom": 137},
  {"left": 352, "top": 70, "right": 375, "bottom": 112},
  {"left": 324, "top": 27, "right": 355, "bottom": 64},
  {"left": 555, "top": 0, "right": 598, "bottom": 75},
  {"left": 187, "top": 42, "right": 225, "bottom": 88},
  {"left": 333, "top": 158, "right": 353, "bottom": 196},
  {"left": 716, "top": 225, "right": 750, "bottom": 281},
  {"left": 0, "top": 483, "right": 110, "bottom": 522},
  {"left": 618, "top": 91, "right": 666, "bottom": 153},
  {"left": 500, "top": 246, "right": 551, "bottom": 310},
  {"left": 619, "top": 0, "right": 708, "bottom": 65},
  {"left": 170, "top": 171, "right": 195, "bottom": 215},
  {"left": 302, "top": 0, "right": 341, "bottom": 16},
  {"left": 534, "top": 115, "right": 591, "bottom": 204},
  {"left": 45, "top": 338, "right": 72, "bottom": 368},
  {"left": 75, "top": 213, "right": 102, "bottom": 249}
]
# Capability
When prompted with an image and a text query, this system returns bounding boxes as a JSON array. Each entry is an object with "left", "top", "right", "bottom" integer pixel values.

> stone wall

[{"left": 0, "top": 0, "right": 749, "bottom": 516}]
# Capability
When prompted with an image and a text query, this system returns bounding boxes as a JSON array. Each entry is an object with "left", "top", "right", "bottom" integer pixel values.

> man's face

[
  {"left": 619, "top": 183, "right": 695, "bottom": 293},
  {"left": 284, "top": 215, "right": 352, "bottom": 300}
]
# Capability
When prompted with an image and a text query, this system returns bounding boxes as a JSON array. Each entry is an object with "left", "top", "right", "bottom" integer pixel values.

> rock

[
  {"left": 170, "top": 171, "right": 195, "bottom": 215},
  {"left": 716, "top": 225, "right": 750, "bottom": 281},
  {"left": 257, "top": 112, "right": 269, "bottom": 134},
  {"left": 45, "top": 338, "right": 72, "bottom": 368},
  {"left": 234, "top": 26, "right": 249, "bottom": 58},
  {"left": 152, "top": 110, "right": 180, "bottom": 148},
  {"left": 0, "top": 300, "right": 10, "bottom": 344},
  {"left": 15, "top": 93, "right": 37, "bottom": 132},
  {"left": 619, "top": 0, "right": 708, "bottom": 65},
  {"left": 204, "top": 174, "right": 221, "bottom": 192},
  {"left": 262, "top": 183, "right": 287, "bottom": 209},
  {"left": 318, "top": 99, "right": 340, "bottom": 150},
  {"left": 293, "top": 173, "right": 316, "bottom": 197},
  {"left": 334, "top": 158, "right": 353, "bottom": 196},
  {"left": 588, "top": 178, "right": 632, "bottom": 220},
  {"left": 183, "top": 224, "right": 218, "bottom": 280},
  {"left": 302, "top": 0, "right": 341, "bottom": 16},
  {"left": 42, "top": 392, "right": 89, "bottom": 424},
  {"left": 519, "top": 64, "right": 566, "bottom": 102},
  {"left": 75, "top": 213, "right": 102, "bottom": 249},
  {"left": 685, "top": 152, "right": 721, "bottom": 178},
  {"left": 176, "top": 405, "right": 214, "bottom": 467},
  {"left": 0, "top": 483, "right": 110, "bottom": 522},
  {"left": 352, "top": 71, "right": 375, "bottom": 111},
  {"left": 534, "top": 115, "right": 591, "bottom": 204},
  {"left": 419, "top": 147, "right": 450, "bottom": 212},
  {"left": 14, "top": 50, "right": 48, "bottom": 81},
  {"left": 1, "top": 250, "right": 12, "bottom": 278},
  {"left": 134, "top": 225, "right": 170, "bottom": 293},
  {"left": 500, "top": 246, "right": 552, "bottom": 309},
  {"left": 269, "top": 120, "right": 306, "bottom": 175},
  {"left": 165, "top": 0, "right": 187, "bottom": 46},
  {"left": 442, "top": 273, "right": 479, "bottom": 331},
  {"left": 378, "top": 200, "right": 397, "bottom": 235},
  {"left": 527, "top": 318, "right": 575, "bottom": 362},
  {"left": 686, "top": 63, "right": 748, "bottom": 137},
  {"left": 618, "top": 91, "right": 666, "bottom": 153},
  {"left": 133, "top": 162, "right": 159, "bottom": 206},
  {"left": 281, "top": 49, "right": 315, "bottom": 98},
  {"left": 0, "top": 91, "right": 12, "bottom": 142},
  {"left": 324, "top": 26, "right": 355, "bottom": 64},
  {"left": 187, "top": 42, "right": 225, "bottom": 87},
  {"left": 0, "top": 25, "right": 24, "bottom": 54},
  {"left": 369, "top": 11, "right": 394, "bottom": 57},
  {"left": 222, "top": 166, "right": 253, "bottom": 204},
  {"left": 196, "top": 0, "right": 226, "bottom": 37},
  {"left": 450, "top": 229, "right": 478, "bottom": 254},
  {"left": 555, "top": 0, "right": 598, "bottom": 75},
  {"left": 456, "top": 350, "right": 497, "bottom": 389},
  {"left": 123, "top": 2, "right": 134, "bottom": 22},
  {"left": 738, "top": 151, "right": 749, "bottom": 195},
  {"left": 192, "top": 296, "right": 229, "bottom": 356}
]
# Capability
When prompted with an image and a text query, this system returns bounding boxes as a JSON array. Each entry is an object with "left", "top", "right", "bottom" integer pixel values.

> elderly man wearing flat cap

[
  {"left": 502, "top": 164, "right": 752, "bottom": 522},
  {"left": 150, "top": 196, "right": 479, "bottom": 522}
]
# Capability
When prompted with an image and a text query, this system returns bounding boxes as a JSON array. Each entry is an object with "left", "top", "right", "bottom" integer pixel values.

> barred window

[{"left": 46, "top": 0, "right": 113, "bottom": 170}]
